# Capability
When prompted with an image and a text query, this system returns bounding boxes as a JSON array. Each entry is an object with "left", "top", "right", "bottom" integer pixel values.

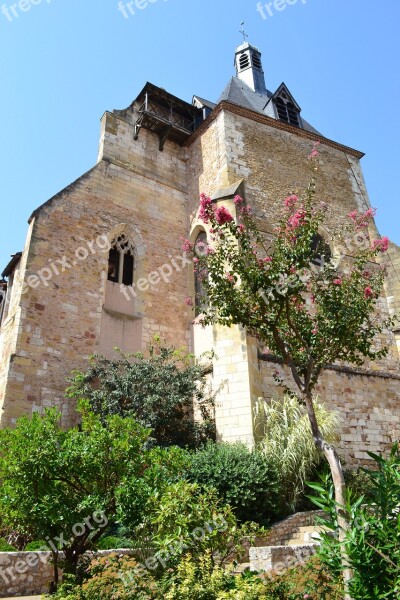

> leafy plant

[
  {"left": 308, "top": 443, "right": 400, "bottom": 599},
  {"left": 0, "top": 406, "right": 150, "bottom": 586},
  {"left": 96, "top": 535, "right": 132, "bottom": 550},
  {"left": 50, "top": 553, "right": 159, "bottom": 599},
  {"left": 256, "top": 395, "right": 338, "bottom": 513},
  {"left": 24, "top": 539, "right": 48, "bottom": 551},
  {"left": 187, "top": 442, "right": 280, "bottom": 525},
  {"left": 143, "top": 480, "right": 261, "bottom": 568},
  {"left": 67, "top": 340, "right": 216, "bottom": 449},
  {"left": 0, "top": 537, "right": 17, "bottom": 552}
]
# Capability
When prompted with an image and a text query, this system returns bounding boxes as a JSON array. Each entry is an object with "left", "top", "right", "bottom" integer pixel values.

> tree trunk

[
  {"left": 303, "top": 391, "right": 353, "bottom": 600},
  {"left": 50, "top": 550, "right": 59, "bottom": 594}
]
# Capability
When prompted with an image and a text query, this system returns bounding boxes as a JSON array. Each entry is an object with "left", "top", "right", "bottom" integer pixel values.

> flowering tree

[{"left": 185, "top": 145, "right": 395, "bottom": 592}]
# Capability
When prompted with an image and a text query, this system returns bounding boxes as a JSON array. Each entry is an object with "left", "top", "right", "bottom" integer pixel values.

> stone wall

[
  {"left": 260, "top": 356, "right": 400, "bottom": 466},
  {"left": 261, "top": 511, "right": 324, "bottom": 547},
  {"left": 0, "top": 110, "right": 192, "bottom": 427},
  {"left": 0, "top": 549, "right": 131, "bottom": 597},
  {"left": 249, "top": 544, "right": 317, "bottom": 574}
]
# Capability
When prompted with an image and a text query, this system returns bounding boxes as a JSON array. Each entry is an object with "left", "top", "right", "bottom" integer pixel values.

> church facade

[{"left": 1, "top": 41, "right": 399, "bottom": 465}]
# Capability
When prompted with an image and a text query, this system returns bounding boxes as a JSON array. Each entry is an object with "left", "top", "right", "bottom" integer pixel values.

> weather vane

[{"left": 239, "top": 21, "right": 248, "bottom": 43}]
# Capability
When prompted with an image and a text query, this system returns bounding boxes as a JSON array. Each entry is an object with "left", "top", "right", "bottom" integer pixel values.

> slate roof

[{"left": 197, "top": 76, "right": 321, "bottom": 135}]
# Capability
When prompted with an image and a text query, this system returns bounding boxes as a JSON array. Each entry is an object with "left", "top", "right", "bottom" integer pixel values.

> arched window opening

[
  {"left": 108, "top": 234, "right": 135, "bottom": 286},
  {"left": 194, "top": 231, "right": 209, "bottom": 315},
  {"left": 311, "top": 233, "right": 332, "bottom": 268},
  {"left": 0, "top": 280, "right": 7, "bottom": 325}
]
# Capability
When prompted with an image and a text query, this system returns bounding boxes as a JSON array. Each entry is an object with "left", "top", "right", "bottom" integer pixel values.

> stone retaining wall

[
  {"left": 0, "top": 549, "right": 131, "bottom": 598},
  {"left": 262, "top": 510, "right": 324, "bottom": 547},
  {"left": 249, "top": 544, "right": 317, "bottom": 574}
]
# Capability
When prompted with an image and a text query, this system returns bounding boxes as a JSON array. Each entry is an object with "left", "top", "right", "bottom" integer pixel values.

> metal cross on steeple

[{"left": 239, "top": 21, "right": 248, "bottom": 43}]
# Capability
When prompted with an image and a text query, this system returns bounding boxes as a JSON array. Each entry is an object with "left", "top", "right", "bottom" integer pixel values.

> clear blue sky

[{"left": 1, "top": 0, "right": 399, "bottom": 271}]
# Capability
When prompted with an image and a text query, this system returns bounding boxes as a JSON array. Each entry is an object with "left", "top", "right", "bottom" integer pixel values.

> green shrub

[
  {"left": 51, "top": 553, "right": 158, "bottom": 599},
  {"left": 0, "top": 537, "right": 17, "bottom": 552},
  {"left": 145, "top": 480, "right": 261, "bottom": 567},
  {"left": 96, "top": 535, "right": 132, "bottom": 550},
  {"left": 24, "top": 540, "right": 48, "bottom": 551},
  {"left": 67, "top": 341, "right": 216, "bottom": 449},
  {"left": 309, "top": 443, "right": 400, "bottom": 599},
  {"left": 161, "top": 553, "right": 340, "bottom": 600},
  {"left": 344, "top": 467, "right": 374, "bottom": 501},
  {"left": 187, "top": 442, "right": 280, "bottom": 525}
]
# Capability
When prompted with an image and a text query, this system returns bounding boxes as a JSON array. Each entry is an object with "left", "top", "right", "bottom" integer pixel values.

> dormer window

[{"left": 275, "top": 96, "right": 300, "bottom": 127}]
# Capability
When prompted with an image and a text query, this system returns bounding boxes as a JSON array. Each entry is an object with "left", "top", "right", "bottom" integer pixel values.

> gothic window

[
  {"left": 275, "top": 96, "right": 300, "bottom": 127},
  {"left": 108, "top": 234, "right": 135, "bottom": 286},
  {"left": 194, "top": 231, "right": 209, "bottom": 314},
  {"left": 311, "top": 233, "right": 332, "bottom": 268}
]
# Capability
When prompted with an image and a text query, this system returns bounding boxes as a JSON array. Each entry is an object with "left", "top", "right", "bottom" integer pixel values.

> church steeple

[{"left": 234, "top": 41, "right": 267, "bottom": 94}]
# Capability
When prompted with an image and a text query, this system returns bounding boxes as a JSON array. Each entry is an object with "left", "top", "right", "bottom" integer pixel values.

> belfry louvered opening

[
  {"left": 239, "top": 53, "right": 250, "bottom": 70},
  {"left": 252, "top": 54, "right": 262, "bottom": 70}
]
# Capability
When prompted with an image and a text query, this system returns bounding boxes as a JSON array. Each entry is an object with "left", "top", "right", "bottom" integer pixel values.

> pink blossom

[
  {"left": 288, "top": 209, "right": 306, "bottom": 230},
  {"left": 185, "top": 298, "right": 193, "bottom": 307},
  {"left": 181, "top": 239, "right": 193, "bottom": 252},
  {"left": 234, "top": 195, "right": 244, "bottom": 205},
  {"left": 364, "top": 286, "right": 373, "bottom": 299},
  {"left": 311, "top": 294, "right": 315, "bottom": 304},
  {"left": 308, "top": 149, "right": 319, "bottom": 159},
  {"left": 199, "top": 193, "right": 213, "bottom": 223},
  {"left": 284, "top": 194, "right": 299, "bottom": 208},
  {"left": 312, "top": 328, "right": 318, "bottom": 335},
  {"left": 263, "top": 257, "right": 273, "bottom": 263},
  {"left": 215, "top": 206, "right": 234, "bottom": 225},
  {"left": 290, "top": 266, "right": 296, "bottom": 274},
  {"left": 206, "top": 247, "right": 215, "bottom": 256},
  {"left": 225, "top": 272, "right": 235, "bottom": 283},
  {"left": 240, "top": 205, "right": 253, "bottom": 216},
  {"left": 349, "top": 208, "right": 377, "bottom": 228},
  {"left": 238, "top": 224, "right": 245, "bottom": 234},
  {"left": 333, "top": 278, "right": 342, "bottom": 286},
  {"left": 372, "top": 237, "right": 389, "bottom": 253},
  {"left": 193, "top": 257, "right": 199, "bottom": 264}
]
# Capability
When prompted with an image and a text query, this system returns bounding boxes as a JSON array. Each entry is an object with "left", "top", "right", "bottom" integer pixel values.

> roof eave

[
  {"left": 186, "top": 100, "right": 365, "bottom": 159},
  {"left": 2, "top": 252, "right": 22, "bottom": 279}
]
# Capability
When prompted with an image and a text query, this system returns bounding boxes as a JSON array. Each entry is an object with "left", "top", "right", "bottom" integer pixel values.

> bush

[
  {"left": 0, "top": 537, "right": 17, "bottom": 552},
  {"left": 161, "top": 553, "right": 340, "bottom": 600},
  {"left": 256, "top": 395, "right": 339, "bottom": 513},
  {"left": 144, "top": 480, "right": 261, "bottom": 567},
  {"left": 24, "top": 540, "right": 48, "bottom": 551},
  {"left": 50, "top": 553, "right": 158, "bottom": 599},
  {"left": 187, "top": 442, "right": 280, "bottom": 525},
  {"left": 309, "top": 443, "right": 400, "bottom": 599},
  {"left": 67, "top": 341, "right": 216, "bottom": 449},
  {"left": 96, "top": 535, "right": 132, "bottom": 550}
]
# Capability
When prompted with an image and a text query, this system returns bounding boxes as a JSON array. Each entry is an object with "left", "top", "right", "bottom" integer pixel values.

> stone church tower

[{"left": 1, "top": 40, "right": 399, "bottom": 465}]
